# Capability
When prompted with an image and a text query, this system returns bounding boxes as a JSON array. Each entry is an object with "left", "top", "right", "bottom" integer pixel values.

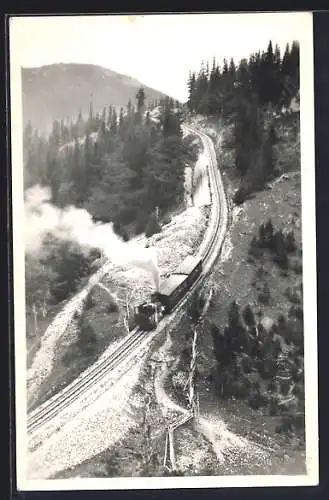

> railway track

[{"left": 27, "top": 122, "right": 228, "bottom": 436}]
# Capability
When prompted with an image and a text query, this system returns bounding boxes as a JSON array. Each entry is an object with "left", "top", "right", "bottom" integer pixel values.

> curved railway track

[{"left": 27, "top": 123, "right": 228, "bottom": 436}]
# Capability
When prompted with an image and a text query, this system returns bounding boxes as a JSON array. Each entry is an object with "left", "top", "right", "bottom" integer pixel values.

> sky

[{"left": 10, "top": 12, "right": 311, "bottom": 102}]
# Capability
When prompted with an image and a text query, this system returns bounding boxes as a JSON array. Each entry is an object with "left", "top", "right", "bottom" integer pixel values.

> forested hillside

[
  {"left": 22, "top": 63, "right": 169, "bottom": 133},
  {"left": 187, "top": 40, "right": 299, "bottom": 202},
  {"left": 24, "top": 92, "right": 195, "bottom": 230},
  {"left": 24, "top": 89, "right": 198, "bottom": 354}
]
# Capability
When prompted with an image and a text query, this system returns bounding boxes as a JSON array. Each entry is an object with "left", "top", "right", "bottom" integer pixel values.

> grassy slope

[
  {"left": 28, "top": 286, "right": 122, "bottom": 410},
  {"left": 192, "top": 110, "right": 305, "bottom": 472},
  {"left": 192, "top": 172, "right": 305, "bottom": 473},
  {"left": 210, "top": 170, "right": 302, "bottom": 329},
  {"left": 26, "top": 301, "right": 67, "bottom": 369}
]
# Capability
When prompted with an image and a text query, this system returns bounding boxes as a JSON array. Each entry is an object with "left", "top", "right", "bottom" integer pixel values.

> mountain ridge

[{"left": 22, "top": 62, "right": 171, "bottom": 133}]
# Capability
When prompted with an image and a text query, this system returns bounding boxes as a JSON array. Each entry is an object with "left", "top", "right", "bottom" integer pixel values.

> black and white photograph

[{"left": 9, "top": 12, "right": 318, "bottom": 490}]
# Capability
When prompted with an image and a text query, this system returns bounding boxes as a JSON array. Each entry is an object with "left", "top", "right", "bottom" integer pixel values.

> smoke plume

[{"left": 25, "top": 185, "right": 160, "bottom": 290}]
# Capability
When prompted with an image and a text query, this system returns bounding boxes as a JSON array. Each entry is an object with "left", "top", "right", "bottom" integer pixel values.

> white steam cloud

[{"left": 25, "top": 185, "right": 160, "bottom": 290}]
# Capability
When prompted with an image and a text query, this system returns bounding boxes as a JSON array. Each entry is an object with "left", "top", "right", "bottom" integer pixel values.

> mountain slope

[{"left": 22, "top": 63, "right": 170, "bottom": 133}]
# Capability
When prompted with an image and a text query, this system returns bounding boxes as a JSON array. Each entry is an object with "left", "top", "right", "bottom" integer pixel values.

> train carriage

[
  {"left": 151, "top": 274, "right": 188, "bottom": 313},
  {"left": 136, "top": 255, "right": 203, "bottom": 329},
  {"left": 151, "top": 256, "right": 203, "bottom": 313},
  {"left": 173, "top": 256, "right": 203, "bottom": 285}
]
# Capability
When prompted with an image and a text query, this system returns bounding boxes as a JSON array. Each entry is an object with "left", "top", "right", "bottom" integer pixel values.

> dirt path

[
  {"left": 152, "top": 319, "right": 271, "bottom": 474},
  {"left": 154, "top": 331, "right": 187, "bottom": 419}
]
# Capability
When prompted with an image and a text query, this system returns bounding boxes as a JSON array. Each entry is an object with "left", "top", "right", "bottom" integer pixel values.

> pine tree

[
  {"left": 187, "top": 71, "right": 196, "bottom": 112},
  {"left": 76, "top": 109, "right": 84, "bottom": 137},
  {"left": 127, "top": 99, "right": 133, "bottom": 116},
  {"left": 119, "top": 107, "right": 125, "bottom": 135},
  {"left": 229, "top": 58, "right": 236, "bottom": 76},
  {"left": 110, "top": 107, "right": 118, "bottom": 136},
  {"left": 226, "top": 300, "right": 250, "bottom": 353},
  {"left": 273, "top": 230, "right": 289, "bottom": 269},
  {"left": 264, "top": 218, "right": 274, "bottom": 247},
  {"left": 243, "top": 304, "right": 256, "bottom": 328},
  {"left": 258, "top": 223, "right": 266, "bottom": 246},
  {"left": 289, "top": 41, "right": 300, "bottom": 95},
  {"left": 136, "top": 87, "right": 146, "bottom": 118}
]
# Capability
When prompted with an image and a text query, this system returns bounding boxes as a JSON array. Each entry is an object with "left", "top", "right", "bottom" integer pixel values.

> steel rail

[{"left": 27, "top": 122, "right": 228, "bottom": 436}]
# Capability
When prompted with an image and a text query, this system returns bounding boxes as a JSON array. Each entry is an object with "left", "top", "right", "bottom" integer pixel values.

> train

[{"left": 133, "top": 255, "right": 203, "bottom": 331}]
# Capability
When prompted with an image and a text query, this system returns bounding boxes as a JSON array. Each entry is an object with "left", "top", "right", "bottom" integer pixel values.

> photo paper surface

[{"left": 9, "top": 12, "right": 318, "bottom": 490}]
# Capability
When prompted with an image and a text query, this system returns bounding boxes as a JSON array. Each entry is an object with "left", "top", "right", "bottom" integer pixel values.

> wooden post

[
  {"left": 168, "top": 427, "right": 176, "bottom": 471},
  {"left": 32, "top": 303, "right": 38, "bottom": 336},
  {"left": 163, "top": 431, "right": 168, "bottom": 468}
]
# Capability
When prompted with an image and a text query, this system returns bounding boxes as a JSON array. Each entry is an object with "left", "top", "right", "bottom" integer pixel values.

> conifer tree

[
  {"left": 273, "top": 230, "right": 289, "bottom": 269},
  {"left": 136, "top": 87, "right": 146, "bottom": 118},
  {"left": 110, "top": 107, "right": 118, "bottom": 136}
]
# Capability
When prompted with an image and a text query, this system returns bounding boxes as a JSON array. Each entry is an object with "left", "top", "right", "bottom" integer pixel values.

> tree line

[
  {"left": 23, "top": 91, "right": 197, "bottom": 233},
  {"left": 187, "top": 40, "right": 300, "bottom": 202},
  {"left": 187, "top": 40, "right": 299, "bottom": 116}
]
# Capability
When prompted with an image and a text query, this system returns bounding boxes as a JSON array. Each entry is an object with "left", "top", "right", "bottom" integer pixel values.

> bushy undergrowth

[
  {"left": 62, "top": 287, "right": 119, "bottom": 368},
  {"left": 25, "top": 240, "right": 101, "bottom": 341},
  {"left": 249, "top": 219, "right": 297, "bottom": 270},
  {"left": 209, "top": 297, "right": 304, "bottom": 440}
]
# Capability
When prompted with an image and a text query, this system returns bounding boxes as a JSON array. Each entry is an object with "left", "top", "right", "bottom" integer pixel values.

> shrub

[
  {"left": 77, "top": 318, "right": 98, "bottom": 356},
  {"left": 284, "top": 230, "right": 296, "bottom": 253},
  {"left": 284, "top": 318, "right": 304, "bottom": 352},
  {"left": 243, "top": 304, "right": 256, "bottom": 328},
  {"left": 272, "top": 230, "right": 289, "bottom": 269},
  {"left": 85, "top": 291, "right": 95, "bottom": 311},
  {"left": 258, "top": 282, "right": 270, "bottom": 305},
  {"left": 228, "top": 375, "right": 251, "bottom": 399},
  {"left": 241, "top": 353, "right": 254, "bottom": 373},
  {"left": 248, "top": 389, "right": 269, "bottom": 410},
  {"left": 259, "top": 357, "right": 277, "bottom": 379},
  {"left": 255, "top": 265, "right": 266, "bottom": 280},
  {"left": 285, "top": 286, "right": 301, "bottom": 305},
  {"left": 145, "top": 213, "right": 162, "bottom": 238},
  {"left": 291, "top": 259, "right": 303, "bottom": 274},
  {"left": 288, "top": 305, "right": 303, "bottom": 321},
  {"left": 269, "top": 396, "right": 279, "bottom": 415},
  {"left": 263, "top": 219, "right": 275, "bottom": 248},
  {"left": 106, "top": 301, "right": 118, "bottom": 314},
  {"left": 46, "top": 240, "right": 95, "bottom": 303},
  {"left": 233, "top": 186, "right": 247, "bottom": 205},
  {"left": 249, "top": 236, "right": 262, "bottom": 257}
]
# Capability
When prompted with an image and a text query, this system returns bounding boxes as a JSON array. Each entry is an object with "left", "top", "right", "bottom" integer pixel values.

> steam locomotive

[{"left": 133, "top": 255, "right": 203, "bottom": 331}]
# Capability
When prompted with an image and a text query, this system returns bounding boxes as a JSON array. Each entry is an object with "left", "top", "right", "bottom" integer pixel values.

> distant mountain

[{"left": 21, "top": 63, "right": 170, "bottom": 134}]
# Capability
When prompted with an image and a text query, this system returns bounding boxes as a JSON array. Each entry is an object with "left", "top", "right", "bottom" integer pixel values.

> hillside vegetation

[{"left": 183, "top": 39, "right": 304, "bottom": 455}]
